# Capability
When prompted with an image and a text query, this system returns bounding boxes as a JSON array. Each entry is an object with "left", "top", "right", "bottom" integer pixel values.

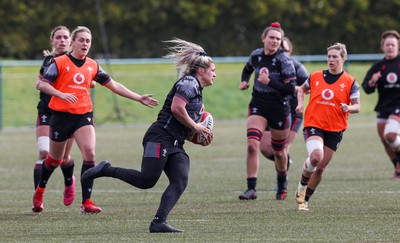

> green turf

[{"left": 0, "top": 115, "right": 399, "bottom": 242}]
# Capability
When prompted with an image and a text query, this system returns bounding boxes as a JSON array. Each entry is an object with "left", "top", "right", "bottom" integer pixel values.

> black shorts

[
  {"left": 144, "top": 123, "right": 185, "bottom": 149},
  {"left": 248, "top": 92, "right": 291, "bottom": 130},
  {"left": 265, "top": 113, "right": 302, "bottom": 132},
  {"left": 36, "top": 111, "right": 52, "bottom": 126},
  {"left": 137, "top": 124, "right": 188, "bottom": 189},
  {"left": 291, "top": 115, "right": 303, "bottom": 133},
  {"left": 377, "top": 109, "right": 400, "bottom": 120},
  {"left": 303, "top": 126, "right": 344, "bottom": 151},
  {"left": 49, "top": 111, "right": 94, "bottom": 142},
  {"left": 36, "top": 98, "right": 52, "bottom": 126}
]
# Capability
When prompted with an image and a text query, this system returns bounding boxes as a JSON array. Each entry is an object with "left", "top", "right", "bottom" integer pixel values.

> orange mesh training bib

[
  {"left": 304, "top": 71, "right": 355, "bottom": 131},
  {"left": 49, "top": 55, "right": 98, "bottom": 114}
]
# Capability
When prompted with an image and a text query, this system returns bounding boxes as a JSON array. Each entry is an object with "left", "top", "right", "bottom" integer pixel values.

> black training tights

[{"left": 102, "top": 152, "right": 190, "bottom": 222}]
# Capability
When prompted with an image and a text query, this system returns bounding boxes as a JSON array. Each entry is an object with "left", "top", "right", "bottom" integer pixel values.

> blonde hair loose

[{"left": 163, "top": 38, "right": 214, "bottom": 78}]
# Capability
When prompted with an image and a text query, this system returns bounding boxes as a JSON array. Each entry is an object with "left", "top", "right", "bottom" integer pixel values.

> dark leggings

[{"left": 103, "top": 149, "right": 190, "bottom": 222}]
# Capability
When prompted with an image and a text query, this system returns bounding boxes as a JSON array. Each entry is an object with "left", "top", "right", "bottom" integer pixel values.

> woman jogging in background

[
  {"left": 81, "top": 38, "right": 215, "bottom": 233},
  {"left": 361, "top": 30, "right": 400, "bottom": 178},
  {"left": 34, "top": 26, "right": 76, "bottom": 207},
  {"left": 295, "top": 42, "right": 360, "bottom": 211},
  {"left": 239, "top": 22, "right": 296, "bottom": 201},
  {"left": 259, "top": 36, "right": 309, "bottom": 190},
  {"left": 32, "top": 26, "right": 159, "bottom": 214}
]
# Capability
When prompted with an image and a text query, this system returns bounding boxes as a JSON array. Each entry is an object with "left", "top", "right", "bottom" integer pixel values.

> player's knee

[
  {"left": 61, "top": 158, "right": 74, "bottom": 168},
  {"left": 385, "top": 133, "right": 395, "bottom": 143},
  {"left": 247, "top": 128, "right": 262, "bottom": 142},
  {"left": 303, "top": 157, "right": 317, "bottom": 173},
  {"left": 83, "top": 150, "right": 95, "bottom": 160},
  {"left": 38, "top": 150, "right": 48, "bottom": 160},
  {"left": 45, "top": 156, "right": 62, "bottom": 169},
  {"left": 247, "top": 141, "right": 259, "bottom": 154},
  {"left": 140, "top": 178, "right": 158, "bottom": 189},
  {"left": 310, "top": 151, "right": 323, "bottom": 164},
  {"left": 384, "top": 119, "right": 400, "bottom": 147},
  {"left": 62, "top": 155, "right": 72, "bottom": 164},
  {"left": 306, "top": 139, "right": 323, "bottom": 157},
  {"left": 385, "top": 133, "right": 400, "bottom": 148},
  {"left": 37, "top": 136, "right": 49, "bottom": 158},
  {"left": 271, "top": 138, "right": 287, "bottom": 151},
  {"left": 273, "top": 149, "right": 285, "bottom": 161},
  {"left": 247, "top": 128, "right": 262, "bottom": 153}
]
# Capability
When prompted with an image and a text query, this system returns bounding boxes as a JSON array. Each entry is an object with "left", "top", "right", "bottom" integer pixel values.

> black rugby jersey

[
  {"left": 362, "top": 55, "right": 400, "bottom": 113},
  {"left": 155, "top": 74, "right": 204, "bottom": 143},
  {"left": 241, "top": 48, "right": 296, "bottom": 98},
  {"left": 37, "top": 54, "right": 60, "bottom": 113},
  {"left": 288, "top": 58, "right": 309, "bottom": 111}
]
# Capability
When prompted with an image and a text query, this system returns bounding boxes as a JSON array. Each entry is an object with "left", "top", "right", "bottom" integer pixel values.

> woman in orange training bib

[
  {"left": 294, "top": 43, "right": 360, "bottom": 211},
  {"left": 33, "top": 26, "right": 158, "bottom": 214}
]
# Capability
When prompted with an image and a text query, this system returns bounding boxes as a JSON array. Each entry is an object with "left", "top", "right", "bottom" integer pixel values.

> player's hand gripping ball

[{"left": 187, "top": 112, "right": 214, "bottom": 146}]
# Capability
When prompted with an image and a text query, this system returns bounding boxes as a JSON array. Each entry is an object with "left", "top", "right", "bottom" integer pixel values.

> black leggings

[{"left": 103, "top": 144, "right": 190, "bottom": 221}]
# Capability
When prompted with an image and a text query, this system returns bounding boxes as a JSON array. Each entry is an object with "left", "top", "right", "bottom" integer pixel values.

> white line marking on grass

[
  {"left": 0, "top": 189, "right": 167, "bottom": 193},
  {"left": 112, "top": 219, "right": 208, "bottom": 223},
  {"left": 2, "top": 189, "right": 400, "bottom": 194},
  {"left": 232, "top": 190, "right": 400, "bottom": 194}
]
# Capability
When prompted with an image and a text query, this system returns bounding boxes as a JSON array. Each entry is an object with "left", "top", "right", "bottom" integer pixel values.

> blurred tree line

[{"left": 1, "top": 0, "right": 399, "bottom": 59}]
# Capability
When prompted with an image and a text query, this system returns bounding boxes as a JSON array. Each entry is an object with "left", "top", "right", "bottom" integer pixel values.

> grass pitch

[{"left": 0, "top": 115, "right": 399, "bottom": 242}]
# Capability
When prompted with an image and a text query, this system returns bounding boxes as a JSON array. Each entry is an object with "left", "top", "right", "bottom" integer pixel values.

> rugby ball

[{"left": 187, "top": 112, "right": 214, "bottom": 144}]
